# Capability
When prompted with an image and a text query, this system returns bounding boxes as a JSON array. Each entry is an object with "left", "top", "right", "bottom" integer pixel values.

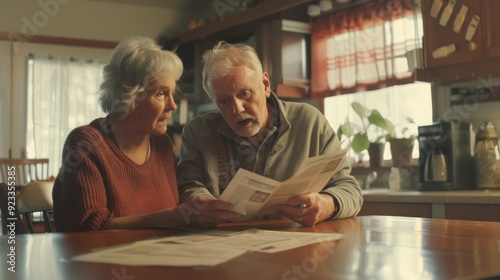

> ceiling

[
  {"left": 83, "top": 0, "right": 214, "bottom": 11},
  {"left": 80, "top": 0, "right": 218, "bottom": 39},
  {"left": 77, "top": 0, "right": 366, "bottom": 40}
]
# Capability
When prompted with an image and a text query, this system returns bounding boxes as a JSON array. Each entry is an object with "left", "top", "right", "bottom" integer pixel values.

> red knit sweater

[{"left": 53, "top": 118, "right": 179, "bottom": 232}]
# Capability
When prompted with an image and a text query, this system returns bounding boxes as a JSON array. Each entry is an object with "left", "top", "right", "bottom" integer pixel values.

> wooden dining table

[{"left": 1, "top": 215, "right": 500, "bottom": 280}]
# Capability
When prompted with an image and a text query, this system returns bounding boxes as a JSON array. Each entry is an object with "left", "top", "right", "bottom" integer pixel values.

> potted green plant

[{"left": 337, "top": 102, "right": 396, "bottom": 167}]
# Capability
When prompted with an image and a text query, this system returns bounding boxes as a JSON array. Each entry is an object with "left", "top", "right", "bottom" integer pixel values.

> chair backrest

[
  {"left": 16, "top": 181, "right": 54, "bottom": 214},
  {"left": 0, "top": 158, "right": 50, "bottom": 185}
]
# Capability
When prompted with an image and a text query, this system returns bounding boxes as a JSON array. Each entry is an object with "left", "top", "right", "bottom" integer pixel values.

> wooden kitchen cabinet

[
  {"left": 445, "top": 204, "right": 500, "bottom": 222},
  {"left": 481, "top": 0, "right": 500, "bottom": 58},
  {"left": 163, "top": 0, "right": 313, "bottom": 108},
  {"left": 422, "top": 0, "right": 482, "bottom": 68},
  {"left": 358, "top": 202, "right": 433, "bottom": 218},
  {"left": 359, "top": 202, "right": 500, "bottom": 222},
  {"left": 419, "top": 0, "right": 500, "bottom": 82}
]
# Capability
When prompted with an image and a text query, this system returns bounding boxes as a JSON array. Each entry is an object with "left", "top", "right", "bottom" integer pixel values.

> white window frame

[{"left": 8, "top": 42, "right": 110, "bottom": 174}]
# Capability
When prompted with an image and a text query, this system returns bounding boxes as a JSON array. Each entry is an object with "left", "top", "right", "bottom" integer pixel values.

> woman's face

[
  {"left": 211, "top": 65, "right": 271, "bottom": 138},
  {"left": 131, "top": 76, "right": 177, "bottom": 135}
]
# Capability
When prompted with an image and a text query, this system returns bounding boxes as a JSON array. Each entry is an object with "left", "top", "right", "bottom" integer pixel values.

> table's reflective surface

[{"left": 2, "top": 216, "right": 500, "bottom": 280}]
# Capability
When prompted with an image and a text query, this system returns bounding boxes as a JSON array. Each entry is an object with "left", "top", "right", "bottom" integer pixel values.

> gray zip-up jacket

[{"left": 177, "top": 93, "right": 362, "bottom": 219}]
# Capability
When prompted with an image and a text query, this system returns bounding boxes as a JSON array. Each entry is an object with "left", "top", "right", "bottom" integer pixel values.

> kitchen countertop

[{"left": 362, "top": 188, "right": 500, "bottom": 204}]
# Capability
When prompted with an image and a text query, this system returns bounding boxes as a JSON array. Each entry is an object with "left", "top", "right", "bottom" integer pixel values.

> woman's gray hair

[
  {"left": 202, "top": 41, "right": 263, "bottom": 99},
  {"left": 99, "top": 36, "right": 183, "bottom": 115}
]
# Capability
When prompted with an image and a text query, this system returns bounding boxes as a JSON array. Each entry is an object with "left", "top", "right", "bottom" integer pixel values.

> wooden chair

[
  {"left": 0, "top": 181, "right": 55, "bottom": 234},
  {"left": 0, "top": 158, "right": 50, "bottom": 185},
  {"left": 0, "top": 159, "right": 52, "bottom": 234},
  {"left": 16, "top": 181, "right": 54, "bottom": 233}
]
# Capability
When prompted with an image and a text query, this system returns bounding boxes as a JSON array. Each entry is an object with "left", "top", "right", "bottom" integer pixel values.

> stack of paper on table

[{"left": 73, "top": 229, "right": 344, "bottom": 267}]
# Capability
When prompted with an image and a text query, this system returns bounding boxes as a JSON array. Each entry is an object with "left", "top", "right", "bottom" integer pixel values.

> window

[
  {"left": 311, "top": 0, "right": 424, "bottom": 97},
  {"left": 325, "top": 16, "right": 423, "bottom": 90},
  {"left": 314, "top": 0, "right": 432, "bottom": 165},
  {"left": 26, "top": 56, "right": 106, "bottom": 176},
  {"left": 324, "top": 82, "right": 432, "bottom": 164}
]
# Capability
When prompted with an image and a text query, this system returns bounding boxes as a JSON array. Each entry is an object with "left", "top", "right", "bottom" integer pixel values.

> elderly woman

[{"left": 53, "top": 36, "right": 188, "bottom": 231}]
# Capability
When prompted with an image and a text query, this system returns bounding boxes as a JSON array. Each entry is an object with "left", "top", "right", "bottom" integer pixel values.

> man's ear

[{"left": 263, "top": 72, "right": 271, "bottom": 97}]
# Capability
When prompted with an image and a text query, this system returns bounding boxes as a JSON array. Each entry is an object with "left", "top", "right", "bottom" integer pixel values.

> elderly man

[{"left": 176, "top": 41, "right": 362, "bottom": 228}]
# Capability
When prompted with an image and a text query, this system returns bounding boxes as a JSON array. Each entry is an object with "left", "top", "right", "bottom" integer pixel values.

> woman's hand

[{"left": 178, "top": 196, "right": 241, "bottom": 228}]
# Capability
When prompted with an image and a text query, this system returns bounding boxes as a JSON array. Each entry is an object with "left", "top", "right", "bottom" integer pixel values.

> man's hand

[
  {"left": 275, "top": 193, "right": 335, "bottom": 226},
  {"left": 178, "top": 196, "right": 241, "bottom": 228}
]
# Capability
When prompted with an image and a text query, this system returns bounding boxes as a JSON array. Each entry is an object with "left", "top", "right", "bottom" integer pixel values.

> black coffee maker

[{"left": 417, "top": 120, "right": 475, "bottom": 191}]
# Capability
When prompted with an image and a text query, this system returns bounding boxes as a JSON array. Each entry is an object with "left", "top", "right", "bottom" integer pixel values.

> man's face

[{"left": 211, "top": 65, "right": 271, "bottom": 138}]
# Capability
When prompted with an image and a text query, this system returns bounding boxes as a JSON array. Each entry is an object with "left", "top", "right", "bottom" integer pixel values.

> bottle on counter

[
  {"left": 388, "top": 167, "right": 400, "bottom": 191},
  {"left": 388, "top": 167, "right": 412, "bottom": 191},
  {"left": 474, "top": 122, "right": 500, "bottom": 189}
]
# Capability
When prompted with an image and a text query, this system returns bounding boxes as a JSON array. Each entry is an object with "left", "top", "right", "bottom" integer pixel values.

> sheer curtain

[
  {"left": 26, "top": 55, "right": 106, "bottom": 177},
  {"left": 311, "top": 0, "right": 422, "bottom": 97}
]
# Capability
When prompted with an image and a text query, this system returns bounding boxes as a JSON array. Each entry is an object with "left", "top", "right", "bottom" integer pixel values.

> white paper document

[
  {"left": 219, "top": 147, "right": 349, "bottom": 220},
  {"left": 72, "top": 241, "right": 246, "bottom": 267},
  {"left": 72, "top": 229, "right": 344, "bottom": 267}
]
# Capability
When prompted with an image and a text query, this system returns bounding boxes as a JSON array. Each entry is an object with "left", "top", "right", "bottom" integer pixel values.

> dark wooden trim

[
  {"left": 178, "top": 0, "right": 313, "bottom": 43},
  {"left": 0, "top": 32, "right": 117, "bottom": 49},
  {"left": 359, "top": 202, "right": 433, "bottom": 218},
  {"left": 445, "top": 204, "right": 500, "bottom": 222},
  {"left": 416, "top": 56, "right": 500, "bottom": 84}
]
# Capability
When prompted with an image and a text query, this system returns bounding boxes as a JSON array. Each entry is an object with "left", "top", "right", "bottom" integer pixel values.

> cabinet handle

[
  {"left": 430, "top": 0, "right": 444, "bottom": 18},
  {"left": 465, "top": 15, "right": 481, "bottom": 42},
  {"left": 453, "top": 5, "right": 469, "bottom": 33},
  {"left": 439, "top": 0, "right": 457, "bottom": 27},
  {"left": 432, "top": 44, "right": 456, "bottom": 59}
]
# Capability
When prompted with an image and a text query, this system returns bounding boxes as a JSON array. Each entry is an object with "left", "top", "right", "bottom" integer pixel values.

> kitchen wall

[
  {"left": 0, "top": 0, "right": 197, "bottom": 42},
  {"left": 433, "top": 77, "right": 500, "bottom": 139},
  {"left": 0, "top": 0, "right": 203, "bottom": 158}
]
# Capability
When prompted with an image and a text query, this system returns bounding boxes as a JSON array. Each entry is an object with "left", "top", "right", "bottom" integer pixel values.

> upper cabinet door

[
  {"left": 422, "top": 0, "right": 483, "bottom": 68},
  {"left": 481, "top": 0, "right": 500, "bottom": 58}
]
